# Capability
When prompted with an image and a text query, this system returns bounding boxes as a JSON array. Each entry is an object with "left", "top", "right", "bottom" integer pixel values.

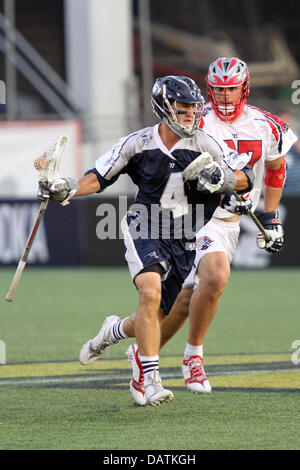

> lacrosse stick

[
  {"left": 182, "top": 153, "right": 271, "bottom": 243},
  {"left": 231, "top": 191, "right": 271, "bottom": 242},
  {"left": 5, "top": 135, "right": 68, "bottom": 302}
]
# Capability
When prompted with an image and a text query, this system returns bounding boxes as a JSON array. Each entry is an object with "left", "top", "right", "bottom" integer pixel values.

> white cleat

[
  {"left": 144, "top": 370, "right": 174, "bottom": 406},
  {"left": 79, "top": 315, "right": 120, "bottom": 365},
  {"left": 126, "top": 344, "right": 146, "bottom": 406},
  {"left": 182, "top": 355, "right": 212, "bottom": 394}
]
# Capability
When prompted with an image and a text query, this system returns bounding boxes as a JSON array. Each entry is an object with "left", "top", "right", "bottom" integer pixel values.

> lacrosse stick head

[
  {"left": 33, "top": 136, "right": 68, "bottom": 184},
  {"left": 34, "top": 155, "right": 48, "bottom": 180}
]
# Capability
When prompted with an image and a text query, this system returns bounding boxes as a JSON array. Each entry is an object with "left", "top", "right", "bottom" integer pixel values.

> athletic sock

[
  {"left": 139, "top": 355, "right": 159, "bottom": 378},
  {"left": 110, "top": 318, "right": 129, "bottom": 341},
  {"left": 184, "top": 343, "right": 203, "bottom": 360}
]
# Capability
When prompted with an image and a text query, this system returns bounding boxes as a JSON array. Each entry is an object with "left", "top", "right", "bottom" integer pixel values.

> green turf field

[{"left": 0, "top": 267, "right": 299, "bottom": 450}]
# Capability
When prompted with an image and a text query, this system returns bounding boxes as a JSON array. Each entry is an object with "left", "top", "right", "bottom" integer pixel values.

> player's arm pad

[
  {"left": 235, "top": 164, "right": 255, "bottom": 194},
  {"left": 264, "top": 161, "right": 286, "bottom": 188}
]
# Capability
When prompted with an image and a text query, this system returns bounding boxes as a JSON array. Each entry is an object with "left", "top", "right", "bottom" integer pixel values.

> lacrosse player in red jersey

[{"left": 124, "top": 57, "right": 298, "bottom": 403}]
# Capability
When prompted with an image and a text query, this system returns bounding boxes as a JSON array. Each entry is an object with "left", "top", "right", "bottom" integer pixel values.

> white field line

[{"left": 0, "top": 367, "right": 293, "bottom": 387}]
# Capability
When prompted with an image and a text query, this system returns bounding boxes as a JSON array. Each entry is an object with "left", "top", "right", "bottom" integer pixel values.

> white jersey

[{"left": 200, "top": 103, "right": 298, "bottom": 219}]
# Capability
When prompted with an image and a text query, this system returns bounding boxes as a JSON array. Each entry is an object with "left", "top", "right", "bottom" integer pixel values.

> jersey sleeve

[
  {"left": 197, "top": 130, "right": 228, "bottom": 166},
  {"left": 94, "top": 133, "right": 138, "bottom": 190},
  {"left": 198, "top": 130, "right": 251, "bottom": 170},
  {"left": 263, "top": 112, "right": 298, "bottom": 161}
]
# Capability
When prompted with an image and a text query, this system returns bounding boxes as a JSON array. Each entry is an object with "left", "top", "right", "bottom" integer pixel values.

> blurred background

[{"left": 0, "top": 0, "right": 299, "bottom": 269}]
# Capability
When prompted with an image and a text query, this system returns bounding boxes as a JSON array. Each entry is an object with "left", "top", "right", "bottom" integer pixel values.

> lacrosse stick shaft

[
  {"left": 5, "top": 199, "right": 49, "bottom": 302},
  {"left": 5, "top": 135, "right": 68, "bottom": 303},
  {"left": 232, "top": 191, "right": 271, "bottom": 242}
]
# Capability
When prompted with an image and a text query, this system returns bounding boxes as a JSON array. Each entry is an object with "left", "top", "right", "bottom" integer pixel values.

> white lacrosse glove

[
  {"left": 221, "top": 192, "right": 252, "bottom": 215},
  {"left": 196, "top": 161, "right": 237, "bottom": 194},
  {"left": 197, "top": 161, "right": 224, "bottom": 192},
  {"left": 38, "top": 177, "right": 79, "bottom": 206},
  {"left": 256, "top": 211, "right": 284, "bottom": 254},
  {"left": 182, "top": 152, "right": 237, "bottom": 194},
  {"left": 50, "top": 177, "right": 79, "bottom": 206}
]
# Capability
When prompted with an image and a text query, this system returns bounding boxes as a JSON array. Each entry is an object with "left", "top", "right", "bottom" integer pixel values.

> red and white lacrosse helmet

[{"left": 206, "top": 57, "right": 250, "bottom": 121}]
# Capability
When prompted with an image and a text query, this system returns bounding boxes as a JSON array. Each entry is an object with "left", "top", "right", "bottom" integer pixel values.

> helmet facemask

[
  {"left": 207, "top": 81, "right": 249, "bottom": 122},
  {"left": 163, "top": 92, "right": 203, "bottom": 138}
]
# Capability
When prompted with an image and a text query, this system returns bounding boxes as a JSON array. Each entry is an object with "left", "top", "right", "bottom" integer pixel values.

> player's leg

[
  {"left": 125, "top": 287, "right": 193, "bottom": 404},
  {"left": 78, "top": 269, "right": 162, "bottom": 365},
  {"left": 126, "top": 247, "right": 195, "bottom": 406},
  {"left": 182, "top": 217, "right": 239, "bottom": 394},
  {"left": 160, "top": 287, "right": 192, "bottom": 349},
  {"left": 79, "top": 222, "right": 166, "bottom": 367},
  {"left": 126, "top": 305, "right": 165, "bottom": 406},
  {"left": 133, "top": 270, "right": 162, "bottom": 356},
  {"left": 129, "top": 270, "right": 173, "bottom": 406},
  {"left": 188, "top": 251, "right": 230, "bottom": 345},
  {"left": 182, "top": 251, "right": 230, "bottom": 394}
]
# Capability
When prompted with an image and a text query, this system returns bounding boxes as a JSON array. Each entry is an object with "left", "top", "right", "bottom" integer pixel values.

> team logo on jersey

[
  {"left": 282, "top": 123, "right": 289, "bottom": 133},
  {"left": 105, "top": 155, "right": 115, "bottom": 166},
  {"left": 196, "top": 236, "right": 213, "bottom": 250},
  {"left": 138, "top": 133, "right": 152, "bottom": 146}
]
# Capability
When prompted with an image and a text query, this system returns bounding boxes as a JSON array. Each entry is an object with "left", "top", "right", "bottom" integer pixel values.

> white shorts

[{"left": 183, "top": 217, "right": 240, "bottom": 288}]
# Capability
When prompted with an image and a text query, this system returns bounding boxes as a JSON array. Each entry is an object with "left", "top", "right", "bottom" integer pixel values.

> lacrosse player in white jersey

[{"left": 124, "top": 57, "right": 298, "bottom": 403}]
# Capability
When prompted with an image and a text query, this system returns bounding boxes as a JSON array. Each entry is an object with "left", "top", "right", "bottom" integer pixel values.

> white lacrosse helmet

[{"left": 206, "top": 57, "right": 250, "bottom": 121}]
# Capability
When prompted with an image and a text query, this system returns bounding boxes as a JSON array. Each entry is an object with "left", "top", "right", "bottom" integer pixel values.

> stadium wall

[{"left": 0, "top": 196, "right": 299, "bottom": 269}]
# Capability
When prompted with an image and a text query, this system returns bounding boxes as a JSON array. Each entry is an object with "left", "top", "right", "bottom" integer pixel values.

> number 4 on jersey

[{"left": 160, "top": 172, "right": 188, "bottom": 218}]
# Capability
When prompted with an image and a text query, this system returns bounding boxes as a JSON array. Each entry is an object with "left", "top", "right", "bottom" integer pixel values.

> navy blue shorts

[{"left": 121, "top": 215, "right": 195, "bottom": 314}]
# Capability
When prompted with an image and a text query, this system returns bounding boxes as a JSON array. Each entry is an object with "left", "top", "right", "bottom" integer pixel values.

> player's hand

[
  {"left": 256, "top": 211, "right": 284, "bottom": 253},
  {"left": 37, "top": 180, "right": 51, "bottom": 201},
  {"left": 37, "top": 177, "right": 79, "bottom": 206},
  {"left": 49, "top": 177, "right": 79, "bottom": 206},
  {"left": 196, "top": 161, "right": 225, "bottom": 193},
  {"left": 221, "top": 193, "right": 252, "bottom": 215}
]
